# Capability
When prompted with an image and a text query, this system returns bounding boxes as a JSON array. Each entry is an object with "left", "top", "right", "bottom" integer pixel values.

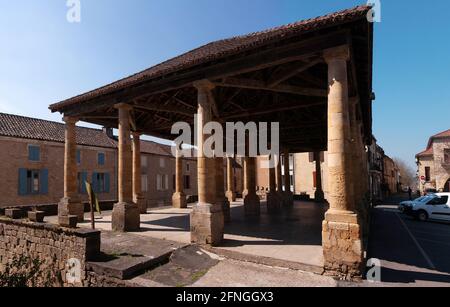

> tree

[{"left": 393, "top": 157, "right": 417, "bottom": 191}]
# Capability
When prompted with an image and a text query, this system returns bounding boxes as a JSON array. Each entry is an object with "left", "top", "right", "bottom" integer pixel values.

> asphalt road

[{"left": 367, "top": 199, "right": 450, "bottom": 286}]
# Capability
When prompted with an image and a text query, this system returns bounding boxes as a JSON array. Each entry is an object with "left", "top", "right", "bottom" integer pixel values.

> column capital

[
  {"left": 323, "top": 45, "right": 350, "bottom": 63},
  {"left": 193, "top": 79, "right": 216, "bottom": 91},
  {"left": 114, "top": 103, "right": 133, "bottom": 111},
  {"left": 63, "top": 116, "right": 78, "bottom": 125},
  {"left": 132, "top": 131, "right": 142, "bottom": 138}
]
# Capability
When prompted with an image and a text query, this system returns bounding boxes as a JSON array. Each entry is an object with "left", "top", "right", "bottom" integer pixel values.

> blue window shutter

[
  {"left": 18, "top": 168, "right": 28, "bottom": 195},
  {"left": 40, "top": 169, "right": 49, "bottom": 195},
  {"left": 98, "top": 153, "right": 105, "bottom": 166},
  {"left": 81, "top": 172, "right": 88, "bottom": 194},
  {"left": 92, "top": 172, "right": 98, "bottom": 193},
  {"left": 76, "top": 150, "right": 81, "bottom": 164},
  {"left": 29, "top": 146, "right": 40, "bottom": 161},
  {"left": 104, "top": 173, "right": 110, "bottom": 193}
]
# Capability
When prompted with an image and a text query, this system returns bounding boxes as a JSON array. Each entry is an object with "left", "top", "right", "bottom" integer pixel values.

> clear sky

[{"left": 0, "top": 0, "right": 449, "bottom": 167}]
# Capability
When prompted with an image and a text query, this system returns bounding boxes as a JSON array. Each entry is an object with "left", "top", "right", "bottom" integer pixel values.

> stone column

[
  {"left": 216, "top": 157, "right": 231, "bottom": 223},
  {"left": 283, "top": 149, "right": 294, "bottom": 206},
  {"left": 322, "top": 45, "right": 363, "bottom": 279},
  {"left": 172, "top": 148, "right": 187, "bottom": 209},
  {"left": 314, "top": 152, "right": 325, "bottom": 202},
  {"left": 58, "top": 116, "right": 84, "bottom": 222},
  {"left": 266, "top": 157, "right": 281, "bottom": 214},
  {"left": 132, "top": 132, "right": 147, "bottom": 214},
  {"left": 191, "top": 80, "right": 224, "bottom": 246},
  {"left": 112, "top": 104, "right": 140, "bottom": 232},
  {"left": 225, "top": 157, "right": 236, "bottom": 202},
  {"left": 243, "top": 156, "right": 260, "bottom": 217}
]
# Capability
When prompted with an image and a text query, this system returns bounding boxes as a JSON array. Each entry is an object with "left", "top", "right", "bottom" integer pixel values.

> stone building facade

[
  {"left": 416, "top": 129, "right": 450, "bottom": 194},
  {"left": 368, "top": 136, "right": 384, "bottom": 202},
  {"left": 0, "top": 113, "right": 198, "bottom": 208},
  {"left": 383, "top": 155, "right": 401, "bottom": 196}
]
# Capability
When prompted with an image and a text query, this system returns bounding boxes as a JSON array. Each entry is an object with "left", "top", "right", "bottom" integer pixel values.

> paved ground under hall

[{"left": 49, "top": 200, "right": 326, "bottom": 270}]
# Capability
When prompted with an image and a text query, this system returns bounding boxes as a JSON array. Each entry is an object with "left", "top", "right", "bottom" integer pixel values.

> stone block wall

[{"left": 0, "top": 217, "right": 100, "bottom": 287}]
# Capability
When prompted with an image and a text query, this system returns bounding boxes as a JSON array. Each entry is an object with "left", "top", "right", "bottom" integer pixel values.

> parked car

[
  {"left": 398, "top": 196, "right": 430, "bottom": 212},
  {"left": 403, "top": 193, "right": 450, "bottom": 222}
]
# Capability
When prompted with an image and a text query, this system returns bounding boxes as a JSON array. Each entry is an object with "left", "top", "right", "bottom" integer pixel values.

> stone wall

[{"left": 0, "top": 217, "right": 100, "bottom": 287}]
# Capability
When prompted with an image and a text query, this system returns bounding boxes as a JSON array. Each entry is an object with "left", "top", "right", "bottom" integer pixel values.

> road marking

[{"left": 395, "top": 213, "right": 436, "bottom": 270}]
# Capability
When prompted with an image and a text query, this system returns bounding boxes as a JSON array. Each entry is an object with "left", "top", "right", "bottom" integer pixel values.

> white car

[
  {"left": 398, "top": 196, "right": 430, "bottom": 212},
  {"left": 403, "top": 193, "right": 450, "bottom": 222}
]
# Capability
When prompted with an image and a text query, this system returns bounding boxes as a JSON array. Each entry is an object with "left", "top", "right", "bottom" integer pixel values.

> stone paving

[{"left": 48, "top": 200, "right": 325, "bottom": 270}]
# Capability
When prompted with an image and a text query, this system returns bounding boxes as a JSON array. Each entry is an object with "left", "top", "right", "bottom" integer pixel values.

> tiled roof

[
  {"left": 433, "top": 129, "right": 450, "bottom": 139},
  {"left": 140, "top": 140, "right": 173, "bottom": 157},
  {"left": 0, "top": 113, "right": 117, "bottom": 148},
  {"left": 50, "top": 5, "right": 371, "bottom": 111},
  {"left": 416, "top": 147, "right": 433, "bottom": 158},
  {"left": 416, "top": 129, "right": 450, "bottom": 158}
]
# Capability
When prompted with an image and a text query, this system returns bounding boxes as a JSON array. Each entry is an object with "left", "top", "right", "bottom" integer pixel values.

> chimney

[{"left": 102, "top": 127, "right": 114, "bottom": 139}]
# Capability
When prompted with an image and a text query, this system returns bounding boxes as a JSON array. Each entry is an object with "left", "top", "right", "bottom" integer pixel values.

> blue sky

[{"left": 0, "top": 0, "right": 449, "bottom": 167}]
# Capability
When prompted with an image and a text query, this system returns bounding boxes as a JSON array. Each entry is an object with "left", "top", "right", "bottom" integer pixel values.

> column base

[
  {"left": 283, "top": 191, "right": 294, "bottom": 207},
  {"left": 135, "top": 195, "right": 147, "bottom": 214},
  {"left": 315, "top": 190, "right": 325, "bottom": 203},
  {"left": 172, "top": 192, "right": 187, "bottom": 209},
  {"left": 322, "top": 209, "right": 364, "bottom": 280},
  {"left": 225, "top": 190, "right": 236, "bottom": 203},
  {"left": 267, "top": 192, "right": 282, "bottom": 214},
  {"left": 244, "top": 192, "right": 260, "bottom": 217},
  {"left": 58, "top": 198, "right": 84, "bottom": 222},
  {"left": 112, "top": 202, "right": 140, "bottom": 232},
  {"left": 190, "top": 203, "right": 224, "bottom": 246}
]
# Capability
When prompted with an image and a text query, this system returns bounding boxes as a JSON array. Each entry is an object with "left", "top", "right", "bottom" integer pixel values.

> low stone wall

[{"left": 0, "top": 217, "right": 100, "bottom": 287}]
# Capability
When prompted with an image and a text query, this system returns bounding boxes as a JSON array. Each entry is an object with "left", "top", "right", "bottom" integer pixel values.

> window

[
  {"left": 141, "top": 156, "right": 148, "bottom": 168},
  {"left": 160, "top": 158, "right": 166, "bottom": 168},
  {"left": 428, "top": 196, "right": 449, "bottom": 205},
  {"left": 186, "top": 163, "right": 190, "bottom": 172},
  {"left": 28, "top": 145, "right": 40, "bottom": 162},
  {"left": 98, "top": 153, "right": 105, "bottom": 166},
  {"left": 141, "top": 174, "right": 148, "bottom": 192},
  {"left": 172, "top": 174, "right": 176, "bottom": 190},
  {"left": 313, "top": 171, "right": 317, "bottom": 188},
  {"left": 184, "top": 175, "right": 191, "bottom": 190},
  {"left": 425, "top": 167, "right": 431, "bottom": 182},
  {"left": 76, "top": 150, "right": 81, "bottom": 165},
  {"left": 92, "top": 172, "right": 110, "bottom": 193},
  {"left": 445, "top": 149, "right": 450, "bottom": 164},
  {"left": 157, "top": 174, "right": 169, "bottom": 191},
  {"left": 77, "top": 172, "right": 88, "bottom": 194},
  {"left": 18, "top": 169, "right": 48, "bottom": 196}
]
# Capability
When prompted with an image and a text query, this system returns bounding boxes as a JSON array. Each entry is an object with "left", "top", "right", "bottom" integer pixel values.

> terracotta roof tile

[
  {"left": 433, "top": 129, "right": 450, "bottom": 139},
  {"left": 140, "top": 140, "right": 173, "bottom": 157},
  {"left": 416, "top": 147, "right": 433, "bottom": 158},
  {"left": 50, "top": 5, "right": 371, "bottom": 111},
  {"left": 0, "top": 113, "right": 117, "bottom": 148}
]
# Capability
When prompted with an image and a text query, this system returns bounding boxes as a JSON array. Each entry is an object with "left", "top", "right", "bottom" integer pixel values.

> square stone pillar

[
  {"left": 225, "top": 157, "right": 237, "bottom": 203},
  {"left": 314, "top": 152, "right": 325, "bottom": 202},
  {"left": 266, "top": 159, "right": 281, "bottom": 214},
  {"left": 216, "top": 157, "right": 231, "bottom": 223},
  {"left": 132, "top": 132, "right": 147, "bottom": 214},
  {"left": 191, "top": 80, "right": 224, "bottom": 246},
  {"left": 322, "top": 45, "right": 363, "bottom": 279},
  {"left": 243, "top": 156, "right": 260, "bottom": 217},
  {"left": 172, "top": 148, "right": 187, "bottom": 209},
  {"left": 283, "top": 149, "right": 294, "bottom": 206},
  {"left": 58, "top": 116, "right": 84, "bottom": 223},
  {"left": 112, "top": 104, "right": 140, "bottom": 232}
]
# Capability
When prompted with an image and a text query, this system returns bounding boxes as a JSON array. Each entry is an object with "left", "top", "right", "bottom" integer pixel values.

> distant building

[
  {"left": 367, "top": 136, "right": 384, "bottom": 202},
  {"left": 382, "top": 155, "right": 401, "bottom": 196},
  {"left": 0, "top": 113, "right": 197, "bottom": 208},
  {"left": 416, "top": 129, "right": 450, "bottom": 194}
]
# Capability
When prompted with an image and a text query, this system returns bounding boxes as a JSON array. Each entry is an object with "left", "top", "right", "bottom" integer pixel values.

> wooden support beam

[
  {"left": 133, "top": 103, "right": 194, "bottom": 117},
  {"left": 266, "top": 59, "right": 322, "bottom": 88},
  {"left": 214, "top": 77, "right": 327, "bottom": 97},
  {"left": 222, "top": 100, "right": 326, "bottom": 120}
]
